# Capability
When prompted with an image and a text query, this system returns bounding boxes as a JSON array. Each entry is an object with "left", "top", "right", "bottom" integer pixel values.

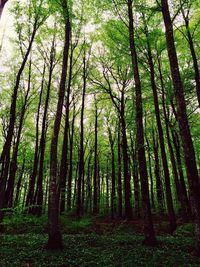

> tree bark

[
  {"left": 59, "top": 46, "right": 73, "bottom": 214},
  {"left": 152, "top": 131, "right": 164, "bottom": 214},
  {"left": 0, "top": 0, "right": 8, "bottom": 19},
  {"left": 143, "top": 16, "right": 176, "bottom": 232},
  {"left": 77, "top": 50, "right": 87, "bottom": 217},
  {"left": 127, "top": 0, "right": 156, "bottom": 245},
  {"left": 161, "top": 0, "right": 200, "bottom": 254},
  {"left": 47, "top": 5, "right": 71, "bottom": 249},
  {"left": 0, "top": 22, "right": 37, "bottom": 216},
  {"left": 108, "top": 125, "right": 116, "bottom": 219},
  {"left": 34, "top": 40, "right": 55, "bottom": 216},
  {"left": 5, "top": 59, "right": 32, "bottom": 208},
  {"left": 93, "top": 98, "right": 99, "bottom": 215},
  {"left": 26, "top": 64, "right": 45, "bottom": 213},
  {"left": 117, "top": 124, "right": 122, "bottom": 218}
]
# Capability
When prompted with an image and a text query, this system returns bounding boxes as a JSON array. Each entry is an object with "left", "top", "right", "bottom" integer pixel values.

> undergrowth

[{"left": 0, "top": 214, "right": 199, "bottom": 266}]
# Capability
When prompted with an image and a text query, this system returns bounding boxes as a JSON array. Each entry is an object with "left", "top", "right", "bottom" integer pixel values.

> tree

[
  {"left": 127, "top": 0, "right": 156, "bottom": 245},
  {"left": 47, "top": 0, "right": 71, "bottom": 250},
  {"left": 0, "top": 0, "right": 8, "bottom": 18},
  {"left": 161, "top": 0, "right": 200, "bottom": 254}
]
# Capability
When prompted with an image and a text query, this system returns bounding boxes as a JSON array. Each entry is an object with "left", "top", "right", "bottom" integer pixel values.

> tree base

[
  {"left": 46, "top": 232, "right": 63, "bottom": 250},
  {"left": 142, "top": 237, "right": 157, "bottom": 247},
  {"left": 190, "top": 249, "right": 200, "bottom": 257}
]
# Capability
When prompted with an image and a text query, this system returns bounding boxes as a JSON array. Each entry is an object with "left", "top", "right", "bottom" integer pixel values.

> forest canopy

[{"left": 0, "top": 0, "right": 200, "bottom": 263}]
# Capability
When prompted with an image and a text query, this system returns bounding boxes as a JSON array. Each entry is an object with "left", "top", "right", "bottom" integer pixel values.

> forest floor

[{"left": 0, "top": 214, "right": 200, "bottom": 266}]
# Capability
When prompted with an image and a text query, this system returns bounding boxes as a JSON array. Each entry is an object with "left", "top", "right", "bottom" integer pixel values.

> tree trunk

[
  {"left": 0, "top": 23, "right": 37, "bottom": 217},
  {"left": 108, "top": 125, "right": 116, "bottom": 219},
  {"left": 171, "top": 128, "right": 191, "bottom": 220},
  {"left": 93, "top": 99, "right": 99, "bottom": 214},
  {"left": 67, "top": 98, "right": 76, "bottom": 211},
  {"left": 130, "top": 135, "right": 140, "bottom": 217},
  {"left": 5, "top": 59, "right": 32, "bottom": 208},
  {"left": 120, "top": 91, "right": 132, "bottom": 220},
  {"left": 14, "top": 158, "right": 25, "bottom": 207},
  {"left": 145, "top": 133, "right": 155, "bottom": 211},
  {"left": 0, "top": 0, "right": 8, "bottom": 19},
  {"left": 47, "top": 7, "right": 71, "bottom": 250},
  {"left": 34, "top": 41, "right": 55, "bottom": 216},
  {"left": 77, "top": 51, "right": 87, "bottom": 217},
  {"left": 59, "top": 46, "right": 73, "bottom": 214},
  {"left": 26, "top": 64, "right": 45, "bottom": 214},
  {"left": 161, "top": 0, "right": 200, "bottom": 254},
  {"left": 152, "top": 131, "right": 164, "bottom": 214},
  {"left": 117, "top": 124, "right": 122, "bottom": 218},
  {"left": 143, "top": 16, "right": 176, "bottom": 233},
  {"left": 182, "top": 11, "right": 200, "bottom": 106},
  {"left": 127, "top": 0, "right": 156, "bottom": 245}
]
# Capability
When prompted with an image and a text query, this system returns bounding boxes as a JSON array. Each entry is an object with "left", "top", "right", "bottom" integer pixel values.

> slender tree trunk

[
  {"left": 130, "top": 135, "right": 140, "bottom": 217},
  {"left": 85, "top": 153, "right": 92, "bottom": 214},
  {"left": 152, "top": 131, "right": 164, "bottom": 214},
  {"left": 182, "top": 13, "right": 200, "bottom": 106},
  {"left": 34, "top": 41, "right": 55, "bottom": 216},
  {"left": 59, "top": 46, "right": 73, "bottom": 214},
  {"left": 106, "top": 161, "right": 109, "bottom": 215},
  {"left": 143, "top": 16, "right": 176, "bottom": 232},
  {"left": 93, "top": 99, "right": 99, "bottom": 214},
  {"left": 0, "top": 23, "right": 37, "bottom": 217},
  {"left": 0, "top": 0, "right": 8, "bottom": 19},
  {"left": 5, "top": 59, "right": 32, "bottom": 208},
  {"left": 145, "top": 134, "right": 155, "bottom": 211},
  {"left": 14, "top": 158, "right": 25, "bottom": 207},
  {"left": 67, "top": 98, "right": 76, "bottom": 211},
  {"left": 26, "top": 64, "right": 45, "bottom": 213},
  {"left": 108, "top": 126, "right": 116, "bottom": 219},
  {"left": 120, "top": 91, "right": 132, "bottom": 220},
  {"left": 162, "top": 87, "right": 190, "bottom": 221},
  {"left": 77, "top": 52, "right": 87, "bottom": 217},
  {"left": 127, "top": 0, "right": 156, "bottom": 245},
  {"left": 161, "top": 0, "right": 200, "bottom": 254},
  {"left": 47, "top": 7, "right": 71, "bottom": 250},
  {"left": 117, "top": 124, "right": 122, "bottom": 218},
  {"left": 171, "top": 128, "right": 191, "bottom": 219}
]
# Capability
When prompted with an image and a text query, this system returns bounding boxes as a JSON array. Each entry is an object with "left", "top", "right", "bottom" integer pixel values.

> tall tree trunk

[
  {"left": 152, "top": 131, "right": 164, "bottom": 214},
  {"left": 143, "top": 15, "right": 176, "bottom": 232},
  {"left": 14, "top": 158, "right": 25, "bottom": 207},
  {"left": 67, "top": 98, "right": 76, "bottom": 211},
  {"left": 5, "top": 59, "right": 32, "bottom": 208},
  {"left": 181, "top": 10, "right": 200, "bottom": 106},
  {"left": 0, "top": 22, "right": 37, "bottom": 218},
  {"left": 120, "top": 91, "right": 132, "bottom": 220},
  {"left": 93, "top": 99, "right": 99, "bottom": 214},
  {"left": 117, "top": 124, "right": 122, "bottom": 218},
  {"left": 108, "top": 126, "right": 116, "bottom": 219},
  {"left": 47, "top": 6, "right": 71, "bottom": 250},
  {"left": 106, "top": 160, "right": 110, "bottom": 215},
  {"left": 127, "top": 0, "right": 156, "bottom": 245},
  {"left": 59, "top": 46, "right": 73, "bottom": 214},
  {"left": 34, "top": 40, "right": 55, "bottom": 216},
  {"left": 26, "top": 64, "right": 45, "bottom": 213},
  {"left": 130, "top": 135, "right": 140, "bottom": 217},
  {"left": 161, "top": 85, "right": 190, "bottom": 221},
  {"left": 85, "top": 152, "right": 92, "bottom": 214},
  {"left": 0, "top": 0, "right": 8, "bottom": 19},
  {"left": 161, "top": 0, "right": 200, "bottom": 254},
  {"left": 77, "top": 51, "right": 87, "bottom": 217},
  {"left": 171, "top": 128, "right": 191, "bottom": 219},
  {"left": 145, "top": 134, "right": 155, "bottom": 211}
]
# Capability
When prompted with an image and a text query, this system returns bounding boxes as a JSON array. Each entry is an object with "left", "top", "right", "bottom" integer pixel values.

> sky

[{"left": 0, "top": 0, "right": 14, "bottom": 56}]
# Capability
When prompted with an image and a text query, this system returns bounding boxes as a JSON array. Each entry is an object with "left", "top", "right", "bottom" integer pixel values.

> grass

[{"left": 0, "top": 215, "right": 200, "bottom": 266}]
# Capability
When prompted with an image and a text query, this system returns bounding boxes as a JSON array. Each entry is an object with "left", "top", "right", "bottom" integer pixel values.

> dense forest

[{"left": 0, "top": 0, "right": 200, "bottom": 266}]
